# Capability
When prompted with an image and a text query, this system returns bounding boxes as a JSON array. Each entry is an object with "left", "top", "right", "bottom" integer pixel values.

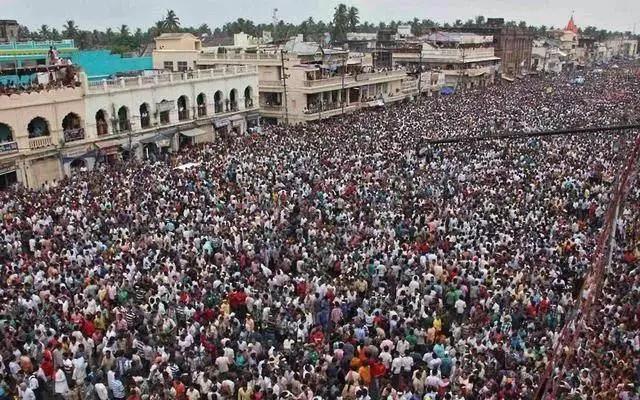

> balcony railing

[
  {"left": 86, "top": 66, "right": 258, "bottom": 93},
  {"left": 259, "top": 80, "right": 284, "bottom": 88},
  {"left": 259, "top": 103, "right": 283, "bottom": 112},
  {"left": 0, "top": 39, "right": 76, "bottom": 52},
  {"left": 303, "top": 70, "right": 406, "bottom": 88},
  {"left": 201, "top": 52, "right": 279, "bottom": 61},
  {"left": 0, "top": 141, "right": 18, "bottom": 154},
  {"left": 29, "top": 136, "right": 53, "bottom": 150},
  {"left": 63, "top": 127, "right": 85, "bottom": 143},
  {"left": 245, "top": 98, "right": 254, "bottom": 109}
]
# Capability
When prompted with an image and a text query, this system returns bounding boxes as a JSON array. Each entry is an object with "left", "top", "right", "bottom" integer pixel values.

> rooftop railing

[
  {"left": 200, "top": 52, "right": 279, "bottom": 61},
  {"left": 86, "top": 66, "right": 258, "bottom": 93},
  {"left": 303, "top": 70, "right": 406, "bottom": 88},
  {"left": 0, "top": 39, "right": 76, "bottom": 51}
]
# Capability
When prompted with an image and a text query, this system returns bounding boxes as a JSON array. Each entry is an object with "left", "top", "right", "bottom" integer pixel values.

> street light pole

[
  {"left": 341, "top": 58, "right": 346, "bottom": 115},
  {"left": 280, "top": 49, "right": 289, "bottom": 125},
  {"left": 417, "top": 49, "right": 423, "bottom": 104}
]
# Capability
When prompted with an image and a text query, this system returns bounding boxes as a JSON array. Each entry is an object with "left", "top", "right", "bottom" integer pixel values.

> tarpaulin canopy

[{"left": 180, "top": 128, "right": 208, "bottom": 137}]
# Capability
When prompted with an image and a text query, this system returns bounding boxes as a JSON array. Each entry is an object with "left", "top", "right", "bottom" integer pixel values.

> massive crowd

[{"left": 0, "top": 63, "right": 639, "bottom": 400}]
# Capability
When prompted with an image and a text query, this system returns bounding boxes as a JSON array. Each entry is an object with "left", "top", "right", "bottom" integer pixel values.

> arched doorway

[
  {"left": 229, "top": 89, "right": 238, "bottom": 111},
  {"left": 140, "top": 103, "right": 151, "bottom": 129},
  {"left": 214, "top": 91, "right": 223, "bottom": 113},
  {"left": 177, "top": 95, "right": 189, "bottom": 121},
  {"left": 62, "top": 112, "right": 83, "bottom": 142},
  {"left": 0, "top": 123, "right": 14, "bottom": 143},
  {"left": 117, "top": 106, "right": 130, "bottom": 132},
  {"left": 95, "top": 110, "right": 109, "bottom": 136},
  {"left": 197, "top": 93, "right": 207, "bottom": 117},
  {"left": 27, "top": 117, "right": 50, "bottom": 138},
  {"left": 244, "top": 86, "right": 254, "bottom": 108},
  {"left": 70, "top": 158, "right": 87, "bottom": 174}
]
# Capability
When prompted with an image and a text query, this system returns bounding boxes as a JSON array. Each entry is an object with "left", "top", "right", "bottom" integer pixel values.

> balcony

[
  {"left": 245, "top": 98, "right": 254, "bottom": 109},
  {"left": 302, "top": 70, "right": 406, "bottom": 90},
  {"left": 63, "top": 127, "right": 85, "bottom": 143},
  {"left": 198, "top": 53, "right": 286, "bottom": 65},
  {"left": 259, "top": 80, "right": 284, "bottom": 90},
  {"left": 0, "top": 141, "right": 18, "bottom": 154},
  {"left": 29, "top": 136, "right": 53, "bottom": 150},
  {"left": 86, "top": 66, "right": 258, "bottom": 94},
  {"left": 259, "top": 103, "right": 283, "bottom": 113}
]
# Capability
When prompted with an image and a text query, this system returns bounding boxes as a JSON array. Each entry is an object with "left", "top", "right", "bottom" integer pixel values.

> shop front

[
  {"left": 214, "top": 118, "right": 230, "bottom": 139},
  {"left": 140, "top": 130, "right": 175, "bottom": 162},
  {"left": 0, "top": 161, "right": 18, "bottom": 190},
  {"left": 62, "top": 146, "right": 97, "bottom": 176},
  {"left": 179, "top": 127, "right": 212, "bottom": 149}
]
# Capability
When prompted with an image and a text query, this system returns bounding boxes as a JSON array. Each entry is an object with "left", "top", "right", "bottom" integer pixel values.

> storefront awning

[
  {"left": 95, "top": 139, "right": 125, "bottom": 149},
  {"left": 140, "top": 130, "right": 175, "bottom": 144},
  {"left": 180, "top": 128, "right": 208, "bottom": 137}
]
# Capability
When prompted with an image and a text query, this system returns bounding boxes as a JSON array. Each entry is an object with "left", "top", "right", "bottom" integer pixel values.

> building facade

[
  {"left": 0, "top": 41, "right": 259, "bottom": 190},
  {"left": 154, "top": 35, "right": 415, "bottom": 125},
  {"left": 392, "top": 32, "right": 501, "bottom": 89},
  {"left": 0, "top": 20, "right": 19, "bottom": 42}
]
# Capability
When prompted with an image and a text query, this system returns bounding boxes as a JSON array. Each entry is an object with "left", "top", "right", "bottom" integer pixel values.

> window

[
  {"left": 177, "top": 61, "right": 188, "bottom": 72},
  {"left": 164, "top": 61, "right": 174, "bottom": 71}
]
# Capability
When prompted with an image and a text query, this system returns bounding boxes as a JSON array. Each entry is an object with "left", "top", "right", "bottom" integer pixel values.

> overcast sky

[{"left": 3, "top": 0, "right": 639, "bottom": 33}]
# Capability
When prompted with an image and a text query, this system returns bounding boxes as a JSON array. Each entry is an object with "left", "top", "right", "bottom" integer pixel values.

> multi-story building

[
  {"left": 393, "top": 32, "right": 501, "bottom": 89},
  {"left": 441, "top": 19, "right": 533, "bottom": 78},
  {"left": 0, "top": 39, "right": 77, "bottom": 72},
  {"left": 0, "top": 39, "right": 259, "bottom": 190},
  {"left": 0, "top": 20, "right": 19, "bottom": 42},
  {"left": 154, "top": 34, "right": 415, "bottom": 125}
]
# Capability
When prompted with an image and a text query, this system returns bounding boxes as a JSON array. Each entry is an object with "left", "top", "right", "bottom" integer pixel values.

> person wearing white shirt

[
  {"left": 94, "top": 382, "right": 109, "bottom": 400},
  {"left": 54, "top": 367, "right": 69, "bottom": 396}
]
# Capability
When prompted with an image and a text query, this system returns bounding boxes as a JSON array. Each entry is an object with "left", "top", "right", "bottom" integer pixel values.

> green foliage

[{"left": 19, "top": 7, "right": 637, "bottom": 53}]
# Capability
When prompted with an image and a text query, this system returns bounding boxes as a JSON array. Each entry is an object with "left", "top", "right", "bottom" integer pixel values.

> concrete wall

[
  {"left": 0, "top": 86, "right": 85, "bottom": 149},
  {"left": 84, "top": 73, "right": 258, "bottom": 140}
]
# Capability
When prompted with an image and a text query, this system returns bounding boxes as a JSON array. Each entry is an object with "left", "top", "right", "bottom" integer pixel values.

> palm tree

[
  {"left": 163, "top": 10, "right": 181, "bottom": 32},
  {"left": 332, "top": 3, "right": 349, "bottom": 42},
  {"left": 63, "top": 20, "right": 78, "bottom": 38},
  {"left": 39, "top": 25, "right": 50, "bottom": 40},
  {"left": 347, "top": 6, "right": 360, "bottom": 31},
  {"left": 119, "top": 24, "right": 130, "bottom": 37}
]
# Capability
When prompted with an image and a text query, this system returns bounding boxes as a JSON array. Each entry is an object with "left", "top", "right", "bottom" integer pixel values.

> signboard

[
  {"left": 0, "top": 141, "right": 18, "bottom": 154},
  {"left": 156, "top": 100, "right": 175, "bottom": 113},
  {"left": 63, "top": 128, "right": 85, "bottom": 143}
]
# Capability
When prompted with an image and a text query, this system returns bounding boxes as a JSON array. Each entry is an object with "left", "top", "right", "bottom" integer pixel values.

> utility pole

[
  {"left": 417, "top": 49, "right": 423, "bottom": 104},
  {"left": 341, "top": 58, "right": 346, "bottom": 115},
  {"left": 280, "top": 49, "right": 289, "bottom": 125}
]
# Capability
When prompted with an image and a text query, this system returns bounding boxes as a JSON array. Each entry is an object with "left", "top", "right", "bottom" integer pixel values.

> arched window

[
  {"left": 0, "top": 123, "right": 14, "bottom": 143},
  {"left": 70, "top": 158, "right": 86, "bottom": 174},
  {"left": 117, "top": 106, "right": 130, "bottom": 132},
  {"left": 244, "top": 86, "right": 254, "bottom": 108},
  {"left": 177, "top": 95, "right": 189, "bottom": 121},
  {"left": 229, "top": 89, "right": 238, "bottom": 111},
  {"left": 62, "top": 112, "right": 84, "bottom": 142},
  {"left": 27, "top": 117, "right": 50, "bottom": 138},
  {"left": 197, "top": 93, "right": 207, "bottom": 117},
  {"left": 140, "top": 103, "right": 151, "bottom": 129},
  {"left": 95, "top": 110, "right": 109, "bottom": 136},
  {"left": 214, "top": 91, "right": 223, "bottom": 113},
  {"left": 158, "top": 100, "right": 171, "bottom": 125}
]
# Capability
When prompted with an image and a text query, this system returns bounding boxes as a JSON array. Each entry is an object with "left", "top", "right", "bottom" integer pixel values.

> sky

[{"left": 3, "top": 0, "right": 639, "bottom": 33}]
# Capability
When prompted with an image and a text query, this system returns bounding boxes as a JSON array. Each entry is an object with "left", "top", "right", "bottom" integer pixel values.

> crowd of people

[{"left": 0, "top": 62, "right": 639, "bottom": 400}]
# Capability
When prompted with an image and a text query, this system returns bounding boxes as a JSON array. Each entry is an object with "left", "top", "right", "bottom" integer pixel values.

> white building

[
  {"left": 0, "top": 60, "right": 258, "bottom": 189},
  {"left": 82, "top": 66, "right": 259, "bottom": 167}
]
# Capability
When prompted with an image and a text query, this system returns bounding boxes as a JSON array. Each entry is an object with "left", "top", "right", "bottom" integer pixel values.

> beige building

[
  {"left": 153, "top": 33, "right": 203, "bottom": 72},
  {"left": 393, "top": 32, "right": 500, "bottom": 89},
  {"left": 0, "top": 85, "right": 85, "bottom": 188},
  {"left": 0, "top": 61, "right": 258, "bottom": 190},
  {"left": 154, "top": 34, "right": 416, "bottom": 124}
]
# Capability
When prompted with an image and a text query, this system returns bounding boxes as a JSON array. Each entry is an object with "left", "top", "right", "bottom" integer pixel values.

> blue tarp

[{"left": 440, "top": 86, "right": 455, "bottom": 95}]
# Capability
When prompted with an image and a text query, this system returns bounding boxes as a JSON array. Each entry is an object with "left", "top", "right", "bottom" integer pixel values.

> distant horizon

[{"left": 3, "top": 0, "right": 638, "bottom": 34}]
